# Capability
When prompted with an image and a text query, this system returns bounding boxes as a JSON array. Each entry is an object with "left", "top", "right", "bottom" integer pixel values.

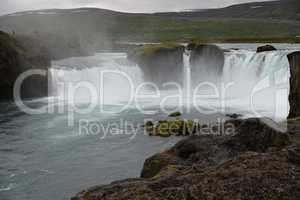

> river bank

[{"left": 72, "top": 117, "right": 300, "bottom": 200}]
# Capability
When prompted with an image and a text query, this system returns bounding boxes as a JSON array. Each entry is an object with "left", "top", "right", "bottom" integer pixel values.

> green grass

[
  {"left": 184, "top": 36, "right": 300, "bottom": 44},
  {"left": 111, "top": 18, "right": 300, "bottom": 43},
  {"left": 142, "top": 43, "right": 182, "bottom": 53}
]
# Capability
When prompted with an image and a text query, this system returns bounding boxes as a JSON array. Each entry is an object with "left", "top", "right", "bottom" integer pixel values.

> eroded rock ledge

[
  {"left": 128, "top": 43, "right": 184, "bottom": 87},
  {"left": 72, "top": 118, "right": 300, "bottom": 200},
  {"left": 189, "top": 43, "right": 224, "bottom": 85}
]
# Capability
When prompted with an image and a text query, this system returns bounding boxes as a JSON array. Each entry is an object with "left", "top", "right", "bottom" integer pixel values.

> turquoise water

[{"left": 0, "top": 100, "right": 182, "bottom": 200}]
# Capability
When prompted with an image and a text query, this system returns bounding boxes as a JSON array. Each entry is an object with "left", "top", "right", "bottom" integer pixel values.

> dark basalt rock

[
  {"left": 226, "top": 113, "right": 242, "bottom": 119},
  {"left": 72, "top": 118, "right": 298, "bottom": 200},
  {"left": 141, "top": 151, "right": 186, "bottom": 178},
  {"left": 288, "top": 51, "right": 300, "bottom": 119},
  {"left": 256, "top": 45, "right": 277, "bottom": 53},
  {"left": 72, "top": 147, "right": 300, "bottom": 200},
  {"left": 225, "top": 118, "right": 291, "bottom": 153},
  {"left": 168, "top": 111, "right": 182, "bottom": 117},
  {"left": 128, "top": 44, "right": 184, "bottom": 87}
]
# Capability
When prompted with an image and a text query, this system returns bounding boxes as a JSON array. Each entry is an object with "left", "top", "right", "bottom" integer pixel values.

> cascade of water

[
  {"left": 222, "top": 50, "right": 290, "bottom": 99},
  {"left": 221, "top": 49, "right": 291, "bottom": 119},
  {"left": 183, "top": 49, "right": 192, "bottom": 98},
  {"left": 50, "top": 53, "right": 143, "bottom": 104},
  {"left": 49, "top": 49, "right": 292, "bottom": 119}
]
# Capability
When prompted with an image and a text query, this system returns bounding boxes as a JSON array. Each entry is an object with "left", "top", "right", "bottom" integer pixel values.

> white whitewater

[
  {"left": 221, "top": 50, "right": 291, "bottom": 120},
  {"left": 183, "top": 49, "right": 192, "bottom": 99},
  {"left": 50, "top": 53, "right": 144, "bottom": 105}
]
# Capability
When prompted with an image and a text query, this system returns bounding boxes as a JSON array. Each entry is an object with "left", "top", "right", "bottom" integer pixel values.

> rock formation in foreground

[
  {"left": 288, "top": 51, "right": 300, "bottom": 119},
  {"left": 72, "top": 118, "right": 300, "bottom": 200}
]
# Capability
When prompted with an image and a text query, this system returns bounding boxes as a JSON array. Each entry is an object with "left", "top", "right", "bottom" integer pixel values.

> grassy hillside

[
  {"left": 0, "top": 0, "right": 299, "bottom": 56},
  {"left": 156, "top": 0, "right": 300, "bottom": 21}
]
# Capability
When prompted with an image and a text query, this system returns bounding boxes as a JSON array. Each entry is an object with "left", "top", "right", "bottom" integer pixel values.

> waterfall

[
  {"left": 49, "top": 49, "right": 293, "bottom": 120},
  {"left": 222, "top": 50, "right": 290, "bottom": 97},
  {"left": 50, "top": 53, "right": 144, "bottom": 105},
  {"left": 183, "top": 49, "right": 192, "bottom": 98},
  {"left": 221, "top": 49, "right": 291, "bottom": 119}
]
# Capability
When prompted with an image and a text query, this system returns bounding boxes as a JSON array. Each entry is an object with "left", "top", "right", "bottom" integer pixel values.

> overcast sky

[{"left": 0, "top": 0, "right": 274, "bottom": 15}]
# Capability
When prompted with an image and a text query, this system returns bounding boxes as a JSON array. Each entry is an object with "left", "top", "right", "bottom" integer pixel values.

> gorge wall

[
  {"left": 128, "top": 44, "right": 185, "bottom": 87},
  {"left": 189, "top": 43, "right": 225, "bottom": 85},
  {"left": 129, "top": 43, "right": 225, "bottom": 88},
  {"left": 288, "top": 51, "right": 300, "bottom": 119},
  {"left": 0, "top": 31, "right": 51, "bottom": 100}
]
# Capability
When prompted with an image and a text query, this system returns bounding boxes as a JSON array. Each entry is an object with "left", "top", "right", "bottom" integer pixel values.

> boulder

[
  {"left": 256, "top": 45, "right": 277, "bottom": 53},
  {"left": 143, "top": 118, "right": 292, "bottom": 179},
  {"left": 168, "top": 111, "right": 182, "bottom": 117},
  {"left": 288, "top": 51, "right": 300, "bottom": 119},
  {"left": 225, "top": 118, "right": 291, "bottom": 153},
  {"left": 145, "top": 119, "right": 200, "bottom": 137}
]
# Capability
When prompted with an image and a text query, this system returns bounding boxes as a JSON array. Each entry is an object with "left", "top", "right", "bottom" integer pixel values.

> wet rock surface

[
  {"left": 189, "top": 44, "right": 225, "bottom": 84},
  {"left": 226, "top": 113, "right": 242, "bottom": 119},
  {"left": 72, "top": 118, "right": 300, "bottom": 200},
  {"left": 256, "top": 45, "right": 277, "bottom": 53},
  {"left": 145, "top": 119, "right": 200, "bottom": 137},
  {"left": 128, "top": 44, "right": 184, "bottom": 87},
  {"left": 288, "top": 51, "right": 300, "bottom": 119}
]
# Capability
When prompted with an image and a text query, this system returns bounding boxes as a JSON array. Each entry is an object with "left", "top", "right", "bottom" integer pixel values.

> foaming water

[
  {"left": 51, "top": 53, "right": 144, "bottom": 104},
  {"left": 221, "top": 50, "right": 291, "bottom": 120},
  {"left": 183, "top": 49, "right": 192, "bottom": 99},
  {"left": 49, "top": 50, "right": 293, "bottom": 120}
]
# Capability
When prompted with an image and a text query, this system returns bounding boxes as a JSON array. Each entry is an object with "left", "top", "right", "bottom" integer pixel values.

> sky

[{"left": 0, "top": 0, "right": 275, "bottom": 15}]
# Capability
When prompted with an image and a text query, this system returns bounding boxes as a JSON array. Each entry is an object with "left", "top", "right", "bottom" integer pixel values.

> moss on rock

[
  {"left": 146, "top": 119, "right": 200, "bottom": 137},
  {"left": 168, "top": 111, "right": 182, "bottom": 117}
]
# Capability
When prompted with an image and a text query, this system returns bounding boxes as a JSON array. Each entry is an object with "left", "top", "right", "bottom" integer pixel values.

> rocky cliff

[
  {"left": 72, "top": 118, "right": 300, "bottom": 200},
  {"left": 128, "top": 44, "right": 185, "bottom": 87},
  {"left": 0, "top": 31, "right": 51, "bottom": 100},
  {"left": 288, "top": 51, "right": 300, "bottom": 119}
]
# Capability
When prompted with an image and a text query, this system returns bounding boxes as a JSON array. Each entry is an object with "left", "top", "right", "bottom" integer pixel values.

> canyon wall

[
  {"left": 128, "top": 44, "right": 185, "bottom": 87},
  {"left": 0, "top": 31, "right": 51, "bottom": 100},
  {"left": 189, "top": 43, "right": 224, "bottom": 85},
  {"left": 288, "top": 51, "right": 300, "bottom": 119}
]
